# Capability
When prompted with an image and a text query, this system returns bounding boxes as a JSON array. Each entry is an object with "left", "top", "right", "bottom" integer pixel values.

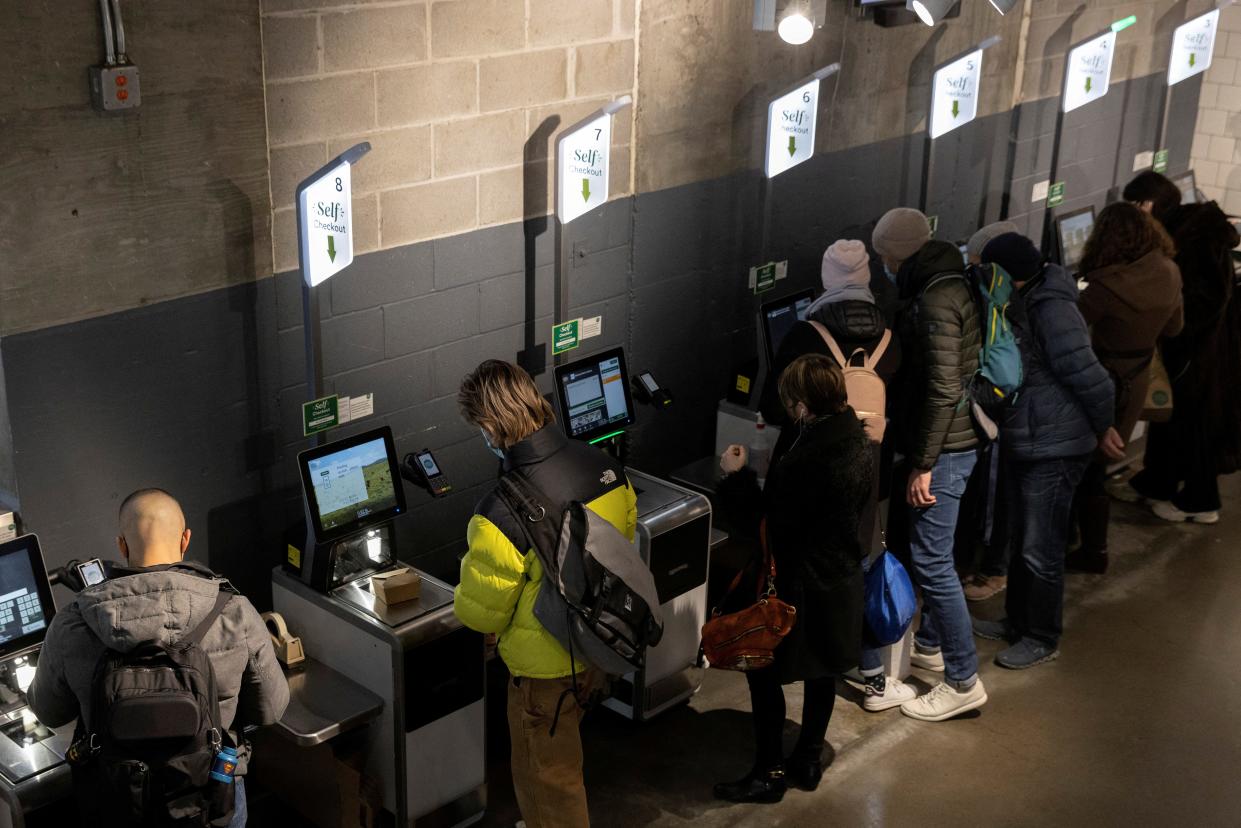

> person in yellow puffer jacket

[{"left": 453, "top": 360, "right": 636, "bottom": 828}]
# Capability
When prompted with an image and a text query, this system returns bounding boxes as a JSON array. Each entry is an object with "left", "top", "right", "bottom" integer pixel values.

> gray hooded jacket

[{"left": 27, "top": 564, "right": 289, "bottom": 762}]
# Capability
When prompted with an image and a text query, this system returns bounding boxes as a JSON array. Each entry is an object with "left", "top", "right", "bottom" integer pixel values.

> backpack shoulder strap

[
  {"left": 179, "top": 586, "right": 231, "bottom": 649},
  {"left": 808, "top": 320, "right": 848, "bottom": 367},
  {"left": 495, "top": 473, "right": 561, "bottom": 571},
  {"left": 866, "top": 329, "right": 892, "bottom": 369}
]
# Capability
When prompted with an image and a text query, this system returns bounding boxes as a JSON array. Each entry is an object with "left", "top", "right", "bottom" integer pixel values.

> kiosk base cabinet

[
  {"left": 272, "top": 568, "right": 485, "bottom": 828},
  {"left": 603, "top": 470, "right": 711, "bottom": 722}
]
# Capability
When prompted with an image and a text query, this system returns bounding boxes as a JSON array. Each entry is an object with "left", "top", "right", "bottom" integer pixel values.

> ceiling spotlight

[
  {"left": 907, "top": 0, "right": 956, "bottom": 26},
  {"left": 778, "top": 6, "right": 815, "bottom": 45},
  {"left": 989, "top": 0, "right": 1018, "bottom": 13}
]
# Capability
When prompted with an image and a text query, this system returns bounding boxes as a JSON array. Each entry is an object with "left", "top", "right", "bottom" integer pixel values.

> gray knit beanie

[
  {"left": 872, "top": 208, "right": 931, "bottom": 262},
  {"left": 967, "top": 221, "right": 1019, "bottom": 261}
]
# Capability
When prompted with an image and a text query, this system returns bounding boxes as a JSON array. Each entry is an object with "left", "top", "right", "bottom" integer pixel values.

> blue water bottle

[{"left": 210, "top": 745, "right": 239, "bottom": 784}]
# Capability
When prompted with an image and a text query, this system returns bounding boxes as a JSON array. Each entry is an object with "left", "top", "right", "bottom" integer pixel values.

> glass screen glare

[
  {"left": 562, "top": 356, "right": 630, "bottom": 438},
  {"left": 306, "top": 437, "right": 398, "bottom": 531},
  {"left": 417, "top": 452, "right": 441, "bottom": 477},
  {"left": 764, "top": 294, "right": 813, "bottom": 357},
  {"left": 78, "top": 560, "right": 105, "bottom": 586},
  {"left": 0, "top": 549, "right": 48, "bottom": 646},
  {"left": 1059, "top": 212, "right": 1095, "bottom": 270}
]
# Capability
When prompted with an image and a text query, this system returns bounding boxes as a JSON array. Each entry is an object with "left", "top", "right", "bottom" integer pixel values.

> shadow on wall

[{"left": 520, "top": 116, "right": 559, "bottom": 380}]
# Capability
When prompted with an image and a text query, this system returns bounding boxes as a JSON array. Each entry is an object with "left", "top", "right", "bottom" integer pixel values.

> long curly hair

[{"left": 1079, "top": 201, "right": 1175, "bottom": 276}]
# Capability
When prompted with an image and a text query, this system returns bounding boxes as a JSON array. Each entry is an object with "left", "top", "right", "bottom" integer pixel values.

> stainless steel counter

[{"left": 275, "top": 657, "right": 384, "bottom": 747}]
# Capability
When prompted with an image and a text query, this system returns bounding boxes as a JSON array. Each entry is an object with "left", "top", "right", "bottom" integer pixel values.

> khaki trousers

[{"left": 506, "top": 671, "right": 596, "bottom": 828}]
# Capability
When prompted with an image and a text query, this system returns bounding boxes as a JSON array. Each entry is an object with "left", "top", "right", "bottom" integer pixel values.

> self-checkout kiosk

[
  {"left": 272, "top": 426, "right": 485, "bottom": 828},
  {"left": 552, "top": 348, "right": 713, "bottom": 721},
  {"left": 0, "top": 534, "right": 73, "bottom": 828}
]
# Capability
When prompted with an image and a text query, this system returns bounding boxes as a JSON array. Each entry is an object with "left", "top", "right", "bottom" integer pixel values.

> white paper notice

[
  {"left": 929, "top": 49, "right": 983, "bottom": 140},
  {"left": 298, "top": 162, "right": 353, "bottom": 288},
  {"left": 337, "top": 396, "right": 352, "bottom": 425},
  {"left": 1168, "top": 9, "right": 1220, "bottom": 87},
  {"left": 1032, "top": 180, "right": 1050, "bottom": 203},
  {"left": 1133, "top": 151, "right": 1154, "bottom": 172},
  {"left": 1063, "top": 31, "right": 1116, "bottom": 113},
  {"left": 581, "top": 316, "right": 602, "bottom": 339},
  {"left": 349, "top": 393, "right": 374, "bottom": 421},
  {"left": 765, "top": 79, "right": 819, "bottom": 178}
]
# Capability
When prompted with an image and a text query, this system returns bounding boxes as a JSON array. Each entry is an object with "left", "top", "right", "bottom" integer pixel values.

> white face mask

[
  {"left": 884, "top": 264, "right": 898, "bottom": 284},
  {"left": 481, "top": 428, "right": 505, "bottom": 460}
]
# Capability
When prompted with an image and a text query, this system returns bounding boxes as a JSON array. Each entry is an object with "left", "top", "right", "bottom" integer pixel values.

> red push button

[
  {"left": 115, "top": 75, "right": 127, "bottom": 86},
  {"left": 117, "top": 89, "right": 129, "bottom": 101}
]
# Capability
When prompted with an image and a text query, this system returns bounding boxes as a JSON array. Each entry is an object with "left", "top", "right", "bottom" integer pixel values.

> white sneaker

[
  {"left": 862, "top": 677, "right": 917, "bottom": 712},
  {"left": 909, "top": 647, "right": 945, "bottom": 672},
  {"left": 1151, "top": 501, "right": 1219, "bottom": 524},
  {"left": 900, "top": 678, "right": 988, "bottom": 722}
]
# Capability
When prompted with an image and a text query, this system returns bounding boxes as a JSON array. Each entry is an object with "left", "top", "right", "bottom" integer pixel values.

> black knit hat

[{"left": 981, "top": 232, "right": 1042, "bottom": 282}]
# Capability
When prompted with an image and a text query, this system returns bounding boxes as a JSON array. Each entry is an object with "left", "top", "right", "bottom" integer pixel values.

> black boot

[
  {"left": 713, "top": 766, "right": 787, "bottom": 804},
  {"left": 785, "top": 749, "right": 823, "bottom": 792},
  {"left": 1068, "top": 494, "right": 1110, "bottom": 574},
  {"left": 1065, "top": 547, "right": 1108, "bottom": 574}
]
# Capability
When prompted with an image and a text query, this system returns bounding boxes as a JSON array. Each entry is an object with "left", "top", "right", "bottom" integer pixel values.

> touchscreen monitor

[
  {"left": 1057, "top": 207, "right": 1095, "bottom": 272},
  {"left": 760, "top": 288, "right": 816, "bottom": 362},
  {"left": 298, "top": 427, "right": 407, "bottom": 544},
  {"left": 0, "top": 535, "right": 55, "bottom": 660},
  {"left": 554, "top": 347, "right": 637, "bottom": 443}
]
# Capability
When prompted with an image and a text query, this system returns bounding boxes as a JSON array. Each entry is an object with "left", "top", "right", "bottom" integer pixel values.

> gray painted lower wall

[
  {"left": 0, "top": 337, "right": 16, "bottom": 509},
  {"left": 0, "top": 72, "right": 1198, "bottom": 605}
]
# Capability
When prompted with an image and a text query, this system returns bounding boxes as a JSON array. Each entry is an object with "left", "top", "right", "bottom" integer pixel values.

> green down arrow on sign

[
  {"left": 1085, "top": 76, "right": 1093, "bottom": 93},
  {"left": 787, "top": 136, "right": 797, "bottom": 157},
  {"left": 327, "top": 235, "right": 336, "bottom": 262},
  {"left": 581, "top": 178, "right": 591, "bottom": 202},
  {"left": 1190, "top": 53, "right": 1197, "bottom": 67},
  {"left": 952, "top": 99, "right": 960, "bottom": 118}
]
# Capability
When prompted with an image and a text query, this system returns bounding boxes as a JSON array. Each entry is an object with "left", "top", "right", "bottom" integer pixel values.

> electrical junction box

[{"left": 89, "top": 63, "right": 140, "bottom": 111}]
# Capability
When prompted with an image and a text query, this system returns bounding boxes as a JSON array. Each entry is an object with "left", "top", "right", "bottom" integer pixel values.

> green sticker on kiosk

[
  {"left": 302, "top": 395, "right": 339, "bottom": 436},
  {"left": 552, "top": 319, "right": 581, "bottom": 355},
  {"left": 927, "top": 215, "right": 939, "bottom": 235},
  {"left": 1153, "top": 149, "right": 1169, "bottom": 174},
  {"left": 1047, "top": 181, "right": 1066, "bottom": 207},
  {"left": 753, "top": 263, "right": 777, "bottom": 294}
]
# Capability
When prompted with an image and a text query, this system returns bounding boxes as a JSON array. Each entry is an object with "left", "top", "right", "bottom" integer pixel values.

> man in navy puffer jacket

[{"left": 971, "top": 233, "right": 1122, "bottom": 669}]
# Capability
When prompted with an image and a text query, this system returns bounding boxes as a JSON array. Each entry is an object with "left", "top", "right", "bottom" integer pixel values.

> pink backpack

[{"left": 808, "top": 321, "right": 891, "bottom": 443}]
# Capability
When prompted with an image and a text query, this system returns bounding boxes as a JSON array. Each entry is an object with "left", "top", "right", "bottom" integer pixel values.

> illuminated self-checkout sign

[
  {"left": 930, "top": 49, "right": 982, "bottom": 139},
  {"left": 1063, "top": 31, "right": 1116, "bottom": 113},
  {"left": 297, "top": 143, "right": 370, "bottom": 287},
  {"left": 766, "top": 79, "right": 819, "bottom": 178},
  {"left": 1168, "top": 9, "right": 1220, "bottom": 86},
  {"left": 557, "top": 97, "right": 631, "bottom": 225}
]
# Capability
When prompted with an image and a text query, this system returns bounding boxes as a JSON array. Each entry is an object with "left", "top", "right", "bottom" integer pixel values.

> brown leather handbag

[{"left": 700, "top": 521, "right": 797, "bottom": 671}]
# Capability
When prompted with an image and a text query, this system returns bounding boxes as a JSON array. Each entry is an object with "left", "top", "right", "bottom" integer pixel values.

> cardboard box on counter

[{"left": 371, "top": 567, "right": 421, "bottom": 605}]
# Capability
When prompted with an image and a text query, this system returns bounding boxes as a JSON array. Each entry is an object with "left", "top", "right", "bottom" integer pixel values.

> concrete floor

[{"left": 477, "top": 471, "right": 1241, "bottom": 827}]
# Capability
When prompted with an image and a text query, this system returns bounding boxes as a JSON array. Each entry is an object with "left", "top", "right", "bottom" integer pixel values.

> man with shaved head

[{"left": 29, "top": 488, "right": 289, "bottom": 827}]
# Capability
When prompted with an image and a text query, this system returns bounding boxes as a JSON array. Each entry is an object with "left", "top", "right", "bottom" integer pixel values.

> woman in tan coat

[{"left": 1068, "top": 203, "right": 1184, "bottom": 573}]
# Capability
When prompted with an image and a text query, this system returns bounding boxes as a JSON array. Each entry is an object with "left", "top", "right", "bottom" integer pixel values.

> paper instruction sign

[
  {"left": 930, "top": 49, "right": 983, "bottom": 139},
  {"left": 765, "top": 79, "right": 819, "bottom": 178},
  {"left": 1168, "top": 9, "right": 1219, "bottom": 86},
  {"left": 1063, "top": 31, "right": 1116, "bottom": 113}
]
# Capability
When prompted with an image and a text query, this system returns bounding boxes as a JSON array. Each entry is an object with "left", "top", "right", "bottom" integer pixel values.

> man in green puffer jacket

[
  {"left": 453, "top": 360, "right": 636, "bottom": 828},
  {"left": 874, "top": 207, "right": 987, "bottom": 722}
]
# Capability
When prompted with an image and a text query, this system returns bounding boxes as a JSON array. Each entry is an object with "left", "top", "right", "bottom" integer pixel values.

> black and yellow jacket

[{"left": 453, "top": 425, "right": 637, "bottom": 678}]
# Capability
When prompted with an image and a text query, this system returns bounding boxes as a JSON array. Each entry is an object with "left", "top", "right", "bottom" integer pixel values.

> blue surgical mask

[
  {"left": 884, "top": 264, "right": 898, "bottom": 285},
  {"left": 481, "top": 429, "right": 505, "bottom": 460}
]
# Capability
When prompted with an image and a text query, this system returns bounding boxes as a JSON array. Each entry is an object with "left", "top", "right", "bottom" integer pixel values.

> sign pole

[
  {"left": 295, "top": 141, "right": 371, "bottom": 441},
  {"left": 759, "top": 62, "right": 839, "bottom": 263},
  {"left": 920, "top": 37, "right": 999, "bottom": 218},
  {"left": 553, "top": 96, "right": 632, "bottom": 366}
]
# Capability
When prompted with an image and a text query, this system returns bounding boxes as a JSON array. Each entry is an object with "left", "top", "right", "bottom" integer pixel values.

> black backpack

[
  {"left": 70, "top": 583, "right": 237, "bottom": 827},
  {"left": 497, "top": 473, "right": 664, "bottom": 681}
]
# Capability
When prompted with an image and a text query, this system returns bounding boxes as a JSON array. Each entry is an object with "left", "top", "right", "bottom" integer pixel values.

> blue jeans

[
  {"left": 1005, "top": 455, "right": 1090, "bottom": 647},
  {"left": 228, "top": 777, "right": 247, "bottom": 828},
  {"left": 860, "top": 645, "right": 884, "bottom": 674},
  {"left": 909, "top": 449, "right": 979, "bottom": 683}
]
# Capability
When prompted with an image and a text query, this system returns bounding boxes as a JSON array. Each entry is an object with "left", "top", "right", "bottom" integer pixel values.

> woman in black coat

[{"left": 713, "top": 354, "right": 872, "bottom": 804}]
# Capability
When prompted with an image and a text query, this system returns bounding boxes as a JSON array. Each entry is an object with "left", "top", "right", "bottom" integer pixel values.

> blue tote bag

[{"left": 863, "top": 548, "right": 916, "bottom": 646}]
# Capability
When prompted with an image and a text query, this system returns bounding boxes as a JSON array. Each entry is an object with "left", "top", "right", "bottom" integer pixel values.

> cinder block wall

[
  {"left": 1190, "top": 6, "right": 1241, "bottom": 214},
  {"left": 261, "top": 0, "right": 636, "bottom": 273}
]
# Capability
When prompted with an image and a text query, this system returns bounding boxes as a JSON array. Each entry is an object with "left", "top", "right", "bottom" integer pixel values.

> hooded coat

[
  {"left": 717, "top": 410, "right": 871, "bottom": 682},
  {"left": 27, "top": 563, "right": 289, "bottom": 772},
  {"left": 1162, "top": 202, "right": 1241, "bottom": 473},
  {"left": 891, "top": 241, "right": 982, "bottom": 470},
  {"left": 1002, "top": 263, "right": 1115, "bottom": 460},
  {"left": 1078, "top": 249, "right": 1184, "bottom": 441}
]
